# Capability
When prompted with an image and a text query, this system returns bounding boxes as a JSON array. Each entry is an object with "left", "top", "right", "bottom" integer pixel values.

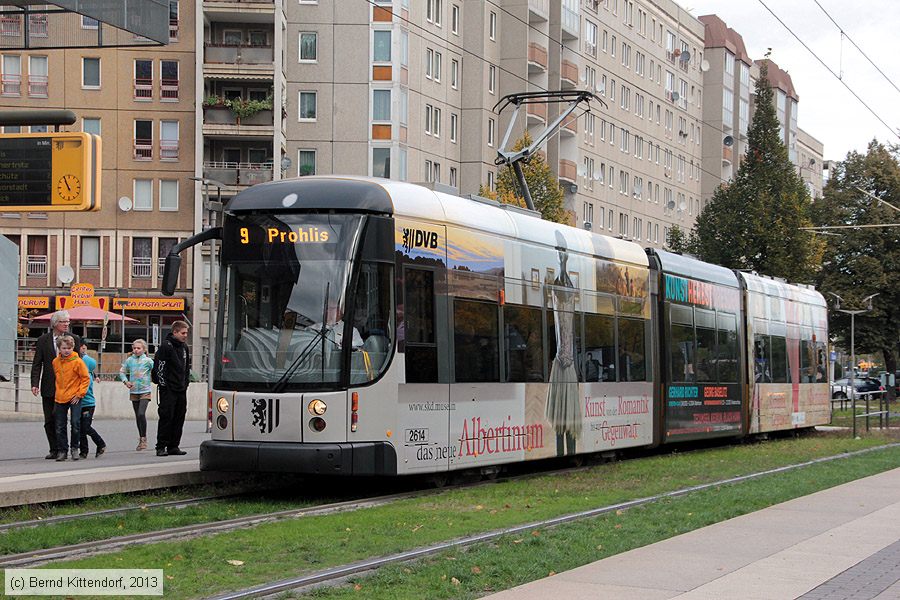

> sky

[{"left": 683, "top": 0, "right": 900, "bottom": 161}]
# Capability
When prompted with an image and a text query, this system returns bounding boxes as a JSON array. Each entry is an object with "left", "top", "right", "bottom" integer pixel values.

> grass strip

[
  {"left": 298, "top": 444, "right": 900, "bottom": 600},
  {"left": 23, "top": 432, "right": 898, "bottom": 599}
]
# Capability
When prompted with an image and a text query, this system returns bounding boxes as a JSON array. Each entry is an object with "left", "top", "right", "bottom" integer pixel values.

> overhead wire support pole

[{"left": 493, "top": 90, "right": 605, "bottom": 212}]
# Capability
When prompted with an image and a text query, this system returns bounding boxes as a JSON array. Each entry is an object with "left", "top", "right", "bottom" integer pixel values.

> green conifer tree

[{"left": 691, "top": 60, "right": 822, "bottom": 281}]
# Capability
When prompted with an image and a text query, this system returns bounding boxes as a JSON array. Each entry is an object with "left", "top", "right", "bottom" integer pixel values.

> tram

[{"left": 160, "top": 176, "right": 829, "bottom": 476}]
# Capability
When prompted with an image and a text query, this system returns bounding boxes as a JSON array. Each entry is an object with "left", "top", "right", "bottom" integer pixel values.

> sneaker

[
  {"left": 45, "top": 452, "right": 57, "bottom": 460},
  {"left": 156, "top": 448, "right": 168, "bottom": 457},
  {"left": 167, "top": 448, "right": 187, "bottom": 456},
  {"left": 71, "top": 450, "right": 80, "bottom": 461},
  {"left": 79, "top": 452, "right": 88, "bottom": 460},
  {"left": 55, "top": 453, "right": 68, "bottom": 462},
  {"left": 96, "top": 446, "right": 106, "bottom": 457}
]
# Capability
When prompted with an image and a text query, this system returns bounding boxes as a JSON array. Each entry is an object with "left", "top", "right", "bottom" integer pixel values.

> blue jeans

[
  {"left": 54, "top": 400, "right": 81, "bottom": 455},
  {"left": 79, "top": 406, "right": 106, "bottom": 454}
]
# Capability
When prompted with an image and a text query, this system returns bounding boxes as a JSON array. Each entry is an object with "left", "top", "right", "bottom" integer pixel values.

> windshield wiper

[{"left": 271, "top": 282, "right": 336, "bottom": 394}]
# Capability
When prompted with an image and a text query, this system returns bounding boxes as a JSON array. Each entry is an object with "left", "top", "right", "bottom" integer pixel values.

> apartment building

[
  {"left": 797, "top": 128, "right": 824, "bottom": 200},
  {"left": 0, "top": 4, "right": 196, "bottom": 357}
]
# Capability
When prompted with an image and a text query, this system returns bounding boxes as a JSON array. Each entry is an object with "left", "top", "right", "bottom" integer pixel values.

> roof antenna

[{"left": 493, "top": 90, "right": 604, "bottom": 211}]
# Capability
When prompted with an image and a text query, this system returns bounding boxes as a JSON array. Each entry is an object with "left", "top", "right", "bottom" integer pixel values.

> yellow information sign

[{"left": 0, "top": 132, "right": 101, "bottom": 211}]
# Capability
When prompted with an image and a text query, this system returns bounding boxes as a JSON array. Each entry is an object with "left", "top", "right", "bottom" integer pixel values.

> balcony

[
  {"left": 203, "top": 161, "right": 273, "bottom": 187},
  {"left": 558, "top": 159, "right": 577, "bottom": 184},
  {"left": 528, "top": 0, "right": 549, "bottom": 22},
  {"left": 561, "top": 5, "right": 579, "bottom": 40},
  {"left": 722, "top": 145, "right": 733, "bottom": 166},
  {"left": 561, "top": 114, "right": 577, "bottom": 136},
  {"left": 203, "top": 105, "right": 274, "bottom": 138},
  {"left": 527, "top": 42, "right": 548, "bottom": 74},
  {"left": 26, "top": 255, "right": 46, "bottom": 277},
  {"left": 561, "top": 59, "right": 578, "bottom": 88},
  {"left": 204, "top": 43, "right": 274, "bottom": 65},
  {"left": 526, "top": 102, "right": 547, "bottom": 124},
  {"left": 132, "top": 256, "right": 152, "bottom": 279},
  {"left": 134, "top": 139, "right": 152, "bottom": 160},
  {"left": 134, "top": 77, "right": 152, "bottom": 100},
  {"left": 27, "top": 74, "right": 47, "bottom": 97},
  {"left": 203, "top": 0, "right": 276, "bottom": 24}
]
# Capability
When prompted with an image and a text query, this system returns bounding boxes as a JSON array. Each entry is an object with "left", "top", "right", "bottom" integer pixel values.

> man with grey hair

[{"left": 31, "top": 310, "right": 82, "bottom": 459}]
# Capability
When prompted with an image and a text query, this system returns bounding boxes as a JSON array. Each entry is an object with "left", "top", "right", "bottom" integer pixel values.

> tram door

[{"left": 398, "top": 259, "right": 452, "bottom": 473}]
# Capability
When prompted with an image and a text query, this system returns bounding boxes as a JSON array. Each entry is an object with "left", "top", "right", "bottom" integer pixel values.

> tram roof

[
  {"left": 738, "top": 271, "right": 826, "bottom": 307},
  {"left": 649, "top": 249, "right": 740, "bottom": 288},
  {"left": 226, "top": 176, "right": 649, "bottom": 267}
]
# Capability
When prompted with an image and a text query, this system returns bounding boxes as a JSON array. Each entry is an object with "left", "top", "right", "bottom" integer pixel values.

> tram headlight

[
  {"left": 216, "top": 397, "right": 229, "bottom": 413},
  {"left": 307, "top": 398, "right": 327, "bottom": 416},
  {"left": 309, "top": 417, "right": 327, "bottom": 432}
]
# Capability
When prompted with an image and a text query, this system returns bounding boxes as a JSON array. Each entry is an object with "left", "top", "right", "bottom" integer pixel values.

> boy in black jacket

[{"left": 152, "top": 320, "right": 191, "bottom": 456}]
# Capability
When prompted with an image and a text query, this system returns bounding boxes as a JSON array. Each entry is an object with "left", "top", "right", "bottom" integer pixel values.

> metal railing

[
  {"left": 134, "top": 139, "right": 152, "bottom": 160},
  {"left": 160, "top": 141, "right": 179, "bottom": 160},
  {"left": 27, "top": 74, "right": 47, "bottom": 97},
  {"left": 26, "top": 255, "right": 46, "bottom": 276},
  {"left": 1, "top": 74, "right": 21, "bottom": 96},
  {"left": 131, "top": 256, "right": 152, "bottom": 278},
  {"left": 160, "top": 78, "right": 179, "bottom": 100},
  {"left": 134, "top": 77, "right": 152, "bottom": 99}
]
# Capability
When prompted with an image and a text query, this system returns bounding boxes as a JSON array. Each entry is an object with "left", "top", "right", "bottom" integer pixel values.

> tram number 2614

[{"left": 405, "top": 428, "right": 429, "bottom": 444}]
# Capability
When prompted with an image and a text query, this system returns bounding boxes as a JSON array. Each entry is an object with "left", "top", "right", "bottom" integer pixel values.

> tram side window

[
  {"left": 694, "top": 309, "right": 717, "bottom": 383},
  {"left": 716, "top": 313, "right": 738, "bottom": 383},
  {"left": 800, "top": 338, "right": 813, "bottom": 383},
  {"left": 404, "top": 268, "right": 438, "bottom": 383},
  {"left": 815, "top": 341, "right": 827, "bottom": 382},
  {"left": 349, "top": 262, "right": 394, "bottom": 385},
  {"left": 770, "top": 335, "right": 788, "bottom": 383},
  {"left": 454, "top": 299, "right": 499, "bottom": 382},
  {"left": 618, "top": 317, "right": 646, "bottom": 381},
  {"left": 583, "top": 313, "right": 615, "bottom": 382},
  {"left": 505, "top": 305, "right": 544, "bottom": 382},
  {"left": 669, "top": 304, "right": 695, "bottom": 383},
  {"left": 754, "top": 334, "right": 771, "bottom": 383}
]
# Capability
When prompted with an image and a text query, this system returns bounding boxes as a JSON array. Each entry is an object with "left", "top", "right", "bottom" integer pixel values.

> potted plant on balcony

[
  {"left": 227, "top": 95, "right": 274, "bottom": 125},
  {"left": 202, "top": 95, "right": 236, "bottom": 124}
]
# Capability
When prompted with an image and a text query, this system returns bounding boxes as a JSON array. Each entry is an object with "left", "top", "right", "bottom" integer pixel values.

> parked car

[{"left": 831, "top": 377, "right": 884, "bottom": 399}]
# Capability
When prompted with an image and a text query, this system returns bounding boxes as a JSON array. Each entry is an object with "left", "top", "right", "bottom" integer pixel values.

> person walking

[
  {"left": 51, "top": 335, "right": 89, "bottom": 461},
  {"left": 78, "top": 343, "right": 106, "bottom": 459},
  {"left": 118, "top": 339, "right": 154, "bottom": 451},
  {"left": 152, "top": 321, "right": 191, "bottom": 457},
  {"left": 30, "top": 310, "right": 82, "bottom": 459}
]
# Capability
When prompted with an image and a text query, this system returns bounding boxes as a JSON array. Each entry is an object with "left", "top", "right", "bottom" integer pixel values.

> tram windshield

[{"left": 214, "top": 213, "right": 393, "bottom": 391}]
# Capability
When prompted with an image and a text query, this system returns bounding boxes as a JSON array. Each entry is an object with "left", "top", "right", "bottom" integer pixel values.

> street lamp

[{"left": 828, "top": 292, "right": 878, "bottom": 437}]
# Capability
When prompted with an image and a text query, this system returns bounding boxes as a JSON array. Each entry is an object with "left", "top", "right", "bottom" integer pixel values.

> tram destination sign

[
  {"left": 0, "top": 132, "right": 101, "bottom": 212},
  {"left": 0, "top": 137, "right": 52, "bottom": 205}
]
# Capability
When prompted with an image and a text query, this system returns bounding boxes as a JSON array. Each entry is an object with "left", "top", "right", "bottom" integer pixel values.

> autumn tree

[
  {"left": 690, "top": 61, "right": 822, "bottom": 281},
  {"left": 486, "top": 131, "right": 567, "bottom": 224},
  {"left": 813, "top": 140, "right": 900, "bottom": 386}
]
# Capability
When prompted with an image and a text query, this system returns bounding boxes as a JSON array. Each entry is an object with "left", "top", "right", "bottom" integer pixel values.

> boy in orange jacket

[{"left": 52, "top": 335, "right": 90, "bottom": 461}]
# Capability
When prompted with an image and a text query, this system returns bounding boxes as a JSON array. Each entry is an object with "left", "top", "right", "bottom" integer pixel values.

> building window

[
  {"left": 159, "top": 180, "right": 178, "bottom": 211},
  {"left": 82, "top": 117, "right": 100, "bottom": 135},
  {"left": 134, "top": 179, "right": 152, "bottom": 210},
  {"left": 82, "top": 57, "right": 100, "bottom": 88},
  {"left": 298, "top": 149, "right": 316, "bottom": 176},
  {"left": 1, "top": 54, "right": 21, "bottom": 96},
  {"left": 451, "top": 58, "right": 459, "bottom": 89},
  {"left": 134, "top": 58, "right": 152, "bottom": 100},
  {"left": 450, "top": 113, "right": 457, "bottom": 143},
  {"left": 373, "top": 30, "right": 390, "bottom": 62},
  {"left": 299, "top": 91, "right": 317, "bottom": 121},
  {"left": 300, "top": 32, "right": 317, "bottom": 62},
  {"left": 487, "top": 170, "right": 495, "bottom": 191},
  {"left": 132, "top": 238, "right": 152, "bottom": 279},
  {"left": 169, "top": 0, "right": 179, "bottom": 40},
  {"left": 160, "top": 120, "right": 179, "bottom": 160},
  {"left": 134, "top": 120, "right": 152, "bottom": 160},
  {"left": 451, "top": 4, "right": 459, "bottom": 35},
  {"left": 425, "top": 48, "right": 433, "bottom": 79},
  {"left": 399, "top": 147, "right": 407, "bottom": 180},
  {"left": 425, "top": 104, "right": 433, "bottom": 135},
  {"left": 487, "top": 118, "right": 494, "bottom": 147},
  {"left": 489, "top": 11, "right": 497, "bottom": 40},
  {"left": 158, "top": 237, "right": 177, "bottom": 274},
  {"left": 433, "top": 51, "right": 441, "bottom": 81},
  {"left": 488, "top": 64, "right": 496, "bottom": 94},
  {"left": 373, "top": 89, "right": 391, "bottom": 121},
  {"left": 373, "top": 147, "right": 391, "bottom": 178},
  {"left": 27, "top": 55, "right": 47, "bottom": 97},
  {"left": 26, "top": 235, "right": 47, "bottom": 276},
  {"left": 432, "top": 107, "right": 441, "bottom": 137},
  {"left": 400, "top": 87, "right": 408, "bottom": 125},
  {"left": 81, "top": 15, "right": 99, "bottom": 29},
  {"left": 426, "top": 0, "right": 442, "bottom": 26},
  {"left": 160, "top": 60, "right": 178, "bottom": 100},
  {"left": 449, "top": 166, "right": 457, "bottom": 187},
  {"left": 80, "top": 237, "right": 100, "bottom": 269},
  {"left": 401, "top": 30, "right": 409, "bottom": 66}
]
